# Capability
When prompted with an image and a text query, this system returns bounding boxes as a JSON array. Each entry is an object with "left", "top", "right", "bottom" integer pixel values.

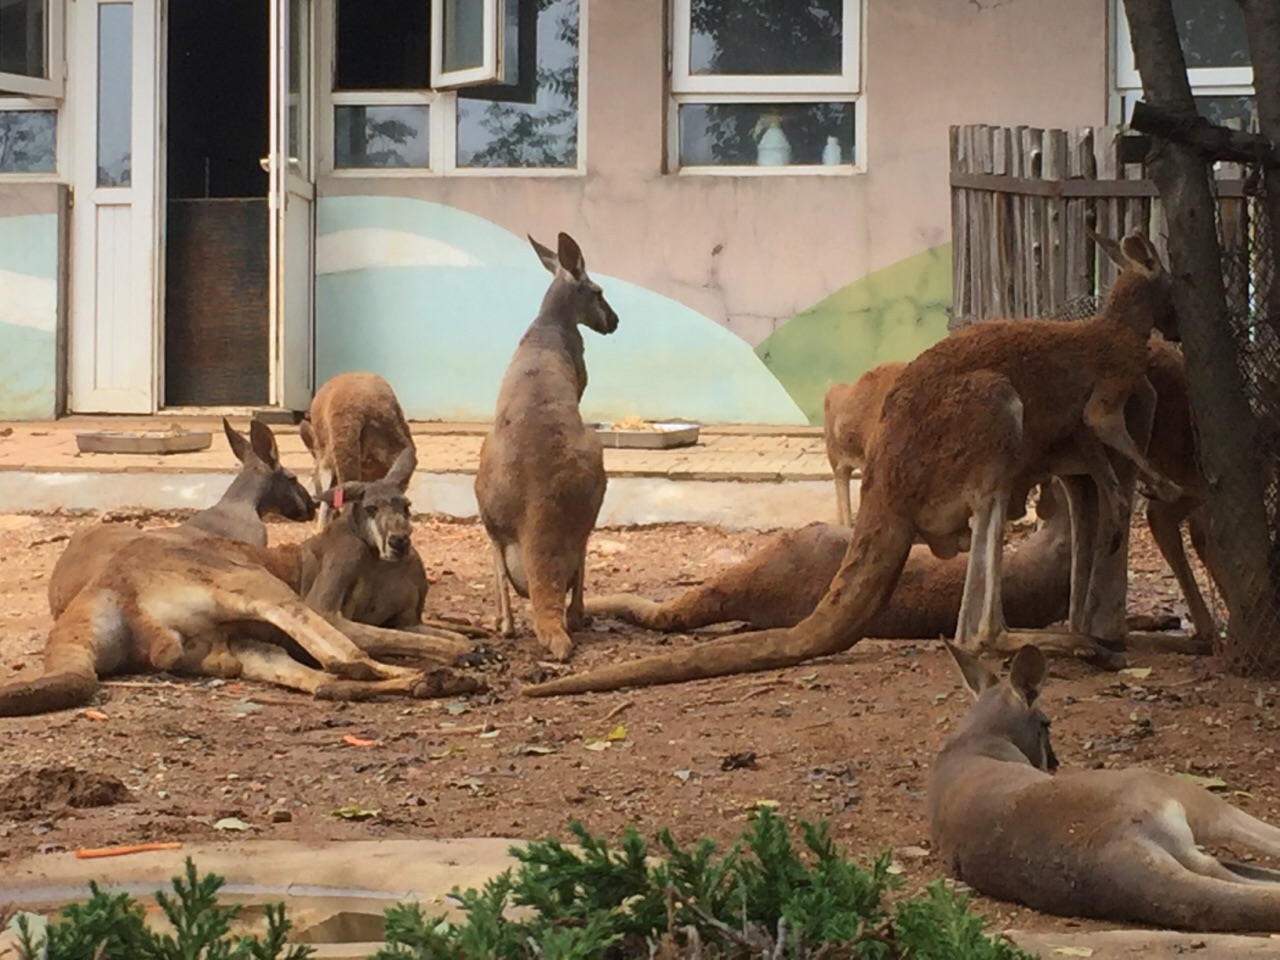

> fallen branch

[{"left": 1129, "top": 100, "right": 1280, "bottom": 167}]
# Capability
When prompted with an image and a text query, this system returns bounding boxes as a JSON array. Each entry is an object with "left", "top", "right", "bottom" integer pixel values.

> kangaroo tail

[
  {"left": 584, "top": 593, "right": 716, "bottom": 631},
  {"left": 0, "top": 638, "right": 99, "bottom": 717},
  {"left": 522, "top": 507, "right": 916, "bottom": 697}
]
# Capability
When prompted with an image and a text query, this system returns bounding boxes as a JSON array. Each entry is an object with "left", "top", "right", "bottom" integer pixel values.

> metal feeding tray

[
  {"left": 75, "top": 429, "right": 213, "bottom": 455},
  {"left": 590, "top": 420, "right": 701, "bottom": 450}
]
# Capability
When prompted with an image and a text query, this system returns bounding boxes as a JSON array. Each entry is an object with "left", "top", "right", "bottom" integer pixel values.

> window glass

[
  {"left": 678, "top": 101, "right": 854, "bottom": 167},
  {"left": 335, "top": 0, "right": 428, "bottom": 90},
  {"left": 0, "top": 0, "right": 46, "bottom": 80},
  {"left": 455, "top": 0, "right": 577, "bottom": 168},
  {"left": 0, "top": 108, "right": 53, "bottom": 172},
  {"left": 1172, "top": 0, "right": 1249, "bottom": 69},
  {"left": 441, "top": 0, "right": 485, "bottom": 73},
  {"left": 688, "top": 0, "right": 843, "bottom": 77},
  {"left": 97, "top": 3, "right": 132, "bottom": 187},
  {"left": 335, "top": 104, "right": 429, "bottom": 168}
]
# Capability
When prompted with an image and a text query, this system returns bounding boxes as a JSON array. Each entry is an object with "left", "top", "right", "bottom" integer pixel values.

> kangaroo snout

[{"left": 387, "top": 534, "right": 412, "bottom": 559}]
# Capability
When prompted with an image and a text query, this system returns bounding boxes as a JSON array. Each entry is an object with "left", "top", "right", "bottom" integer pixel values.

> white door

[
  {"left": 69, "top": 0, "right": 160, "bottom": 413},
  {"left": 268, "top": 0, "right": 315, "bottom": 412}
]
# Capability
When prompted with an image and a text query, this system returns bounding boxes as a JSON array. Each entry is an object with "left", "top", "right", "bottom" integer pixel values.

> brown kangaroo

[
  {"left": 930, "top": 642, "right": 1280, "bottom": 931},
  {"left": 474, "top": 232, "right": 619, "bottom": 662},
  {"left": 300, "top": 372, "right": 417, "bottom": 530},
  {"left": 587, "top": 482, "right": 1074, "bottom": 636},
  {"left": 521, "top": 233, "right": 1183, "bottom": 697},
  {"left": 0, "top": 532, "right": 476, "bottom": 717},
  {"left": 47, "top": 418, "right": 315, "bottom": 618},
  {"left": 823, "top": 361, "right": 907, "bottom": 526}
]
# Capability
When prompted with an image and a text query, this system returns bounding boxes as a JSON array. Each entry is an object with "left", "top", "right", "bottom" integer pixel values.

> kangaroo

[
  {"left": 521, "top": 233, "right": 1183, "bottom": 697},
  {"left": 588, "top": 483, "right": 1074, "bottom": 636},
  {"left": 930, "top": 642, "right": 1280, "bottom": 931},
  {"left": 47, "top": 418, "right": 315, "bottom": 618},
  {"left": 823, "top": 361, "right": 907, "bottom": 526},
  {"left": 0, "top": 533, "right": 477, "bottom": 717},
  {"left": 300, "top": 372, "right": 417, "bottom": 529},
  {"left": 474, "top": 232, "right": 619, "bottom": 662},
  {"left": 281, "top": 447, "right": 486, "bottom": 656}
]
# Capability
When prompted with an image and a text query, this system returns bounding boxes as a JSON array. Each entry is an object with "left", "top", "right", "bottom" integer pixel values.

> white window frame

[
  {"left": 430, "top": 0, "right": 502, "bottom": 89},
  {"left": 317, "top": 0, "right": 585, "bottom": 178},
  {"left": 668, "top": 0, "right": 863, "bottom": 175},
  {"left": 0, "top": 0, "right": 65, "bottom": 98},
  {"left": 0, "top": 94, "right": 64, "bottom": 179},
  {"left": 1113, "top": 1, "right": 1253, "bottom": 126}
]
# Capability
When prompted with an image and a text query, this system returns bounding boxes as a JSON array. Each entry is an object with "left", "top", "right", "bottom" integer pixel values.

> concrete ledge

[{"left": 0, "top": 470, "right": 849, "bottom": 531}]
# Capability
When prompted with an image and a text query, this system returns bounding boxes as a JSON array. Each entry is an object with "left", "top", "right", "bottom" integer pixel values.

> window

[
  {"left": 0, "top": 0, "right": 63, "bottom": 99},
  {"left": 1115, "top": 0, "right": 1256, "bottom": 131},
  {"left": 326, "top": 0, "right": 580, "bottom": 174},
  {"left": 670, "top": 0, "right": 861, "bottom": 172},
  {"left": 0, "top": 100, "right": 54, "bottom": 173}
]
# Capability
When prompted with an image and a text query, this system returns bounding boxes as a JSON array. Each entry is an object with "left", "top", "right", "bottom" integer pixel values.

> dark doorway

[{"left": 163, "top": 0, "right": 270, "bottom": 406}]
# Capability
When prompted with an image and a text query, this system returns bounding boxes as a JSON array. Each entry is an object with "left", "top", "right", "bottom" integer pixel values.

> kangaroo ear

[
  {"left": 384, "top": 447, "right": 417, "bottom": 490},
  {"left": 528, "top": 235, "right": 559, "bottom": 275},
  {"left": 249, "top": 419, "right": 281, "bottom": 468},
  {"left": 557, "top": 232, "right": 585, "bottom": 280},
  {"left": 944, "top": 640, "right": 999, "bottom": 700},
  {"left": 223, "top": 418, "right": 250, "bottom": 463},
  {"left": 1008, "top": 644, "right": 1048, "bottom": 705}
]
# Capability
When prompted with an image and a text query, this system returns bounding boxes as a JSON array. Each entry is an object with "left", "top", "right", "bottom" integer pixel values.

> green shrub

[{"left": 11, "top": 812, "right": 1033, "bottom": 960}]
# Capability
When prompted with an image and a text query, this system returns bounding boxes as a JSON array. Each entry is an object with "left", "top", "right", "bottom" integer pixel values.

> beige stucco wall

[{"left": 321, "top": 0, "right": 1110, "bottom": 344}]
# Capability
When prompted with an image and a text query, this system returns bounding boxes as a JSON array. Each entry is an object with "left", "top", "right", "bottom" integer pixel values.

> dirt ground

[{"left": 0, "top": 509, "right": 1273, "bottom": 936}]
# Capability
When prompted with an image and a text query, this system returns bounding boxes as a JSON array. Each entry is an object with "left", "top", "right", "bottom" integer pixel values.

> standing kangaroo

[
  {"left": 474, "top": 232, "right": 619, "bottom": 661},
  {"left": 930, "top": 642, "right": 1280, "bottom": 931}
]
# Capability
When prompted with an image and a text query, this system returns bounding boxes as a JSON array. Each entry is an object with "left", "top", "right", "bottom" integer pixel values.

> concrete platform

[{"left": 0, "top": 417, "right": 844, "bottom": 530}]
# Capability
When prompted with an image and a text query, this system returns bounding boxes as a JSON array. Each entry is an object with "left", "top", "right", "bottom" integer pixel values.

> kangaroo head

[
  {"left": 945, "top": 641, "right": 1058, "bottom": 772},
  {"left": 223, "top": 418, "right": 316, "bottom": 523},
  {"left": 1094, "top": 230, "right": 1179, "bottom": 343},
  {"left": 529, "top": 232, "right": 620, "bottom": 336},
  {"left": 318, "top": 447, "right": 416, "bottom": 561}
]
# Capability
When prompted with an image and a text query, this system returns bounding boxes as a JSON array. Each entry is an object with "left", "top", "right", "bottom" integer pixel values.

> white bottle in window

[
  {"left": 822, "top": 136, "right": 842, "bottom": 166},
  {"left": 752, "top": 112, "right": 791, "bottom": 167}
]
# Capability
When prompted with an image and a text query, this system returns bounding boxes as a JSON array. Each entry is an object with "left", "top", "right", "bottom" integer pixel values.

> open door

[{"left": 268, "top": 0, "right": 315, "bottom": 412}]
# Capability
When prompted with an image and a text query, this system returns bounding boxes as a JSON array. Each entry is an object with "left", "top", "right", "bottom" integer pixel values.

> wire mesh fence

[{"left": 1204, "top": 167, "right": 1280, "bottom": 674}]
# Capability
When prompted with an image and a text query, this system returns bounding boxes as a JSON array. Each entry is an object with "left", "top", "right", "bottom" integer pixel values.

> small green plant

[
  {"left": 11, "top": 814, "right": 1032, "bottom": 959},
  {"left": 14, "top": 857, "right": 313, "bottom": 960}
]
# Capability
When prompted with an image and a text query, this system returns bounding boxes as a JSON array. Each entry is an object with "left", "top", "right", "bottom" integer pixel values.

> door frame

[{"left": 67, "top": 0, "right": 163, "bottom": 414}]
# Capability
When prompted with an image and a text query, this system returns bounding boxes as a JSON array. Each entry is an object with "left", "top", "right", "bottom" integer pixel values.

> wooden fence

[{"left": 949, "top": 123, "right": 1251, "bottom": 326}]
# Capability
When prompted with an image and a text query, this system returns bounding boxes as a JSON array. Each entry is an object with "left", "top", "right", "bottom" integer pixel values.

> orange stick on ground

[
  {"left": 342, "top": 735, "right": 378, "bottom": 748},
  {"left": 74, "top": 841, "right": 184, "bottom": 860}
]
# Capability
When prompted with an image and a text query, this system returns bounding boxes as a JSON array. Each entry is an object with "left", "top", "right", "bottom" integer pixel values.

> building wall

[
  {"left": 0, "top": 185, "right": 65, "bottom": 420},
  {"left": 316, "top": 0, "right": 1110, "bottom": 424}
]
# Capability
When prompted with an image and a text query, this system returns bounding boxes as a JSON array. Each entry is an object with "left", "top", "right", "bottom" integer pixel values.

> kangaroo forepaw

[{"left": 1140, "top": 477, "right": 1184, "bottom": 504}]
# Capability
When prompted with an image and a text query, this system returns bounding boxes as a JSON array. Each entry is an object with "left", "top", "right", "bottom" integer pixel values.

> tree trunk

[
  {"left": 1237, "top": 0, "right": 1280, "bottom": 337},
  {"left": 1122, "top": 0, "right": 1277, "bottom": 670}
]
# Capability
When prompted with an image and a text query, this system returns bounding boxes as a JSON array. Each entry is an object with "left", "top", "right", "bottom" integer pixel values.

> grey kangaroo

[
  {"left": 930, "top": 642, "right": 1280, "bottom": 931},
  {"left": 474, "top": 232, "right": 619, "bottom": 661}
]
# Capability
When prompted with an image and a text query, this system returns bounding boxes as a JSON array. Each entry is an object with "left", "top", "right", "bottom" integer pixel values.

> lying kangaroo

[
  {"left": 48, "top": 418, "right": 315, "bottom": 618},
  {"left": 301, "top": 372, "right": 417, "bottom": 529},
  {"left": 522, "top": 233, "right": 1183, "bottom": 697},
  {"left": 931, "top": 642, "right": 1280, "bottom": 931},
  {"left": 0, "top": 532, "right": 473, "bottom": 717},
  {"left": 587, "top": 482, "right": 1074, "bottom": 636},
  {"left": 474, "top": 232, "right": 619, "bottom": 661},
  {"left": 823, "top": 361, "right": 907, "bottom": 526}
]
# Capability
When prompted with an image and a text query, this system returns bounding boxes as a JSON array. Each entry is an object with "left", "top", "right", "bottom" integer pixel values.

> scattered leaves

[
  {"left": 212, "top": 818, "right": 250, "bottom": 832},
  {"left": 332, "top": 805, "right": 381, "bottom": 821}
]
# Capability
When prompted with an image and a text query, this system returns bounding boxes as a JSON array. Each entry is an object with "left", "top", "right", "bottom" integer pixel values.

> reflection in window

[
  {"left": 455, "top": 0, "right": 578, "bottom": 168},
  {"left": 688, "top": 0, "right": 842, "bottom": 77},
  {"left": 96, "top": 3, "right": 132, "bottom": 187},
  {"left": 1172, "top": 0, "right": 1249, "bottom": 69},
  {"left": 335, "top": 105, "right": 429, "bottom": 169},
  {"left": 1196, "top": 95, "right": 1257, "bottom": 132},
  {"left": 0, "top": 109, "right": 54, "bottom": 173},
  {"left": 679, "top": 102, "right": 854, "bottom": 168},
  {"left": 0, "top": 0, "right": 46, "bottom": 80}
]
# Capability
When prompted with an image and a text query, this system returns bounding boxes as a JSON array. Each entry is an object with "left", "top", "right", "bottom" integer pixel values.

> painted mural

[
  {"left": 316, "top": 197, "right": 951, "bottom": 427},
  {"left": 0, "top": 212, "right": 59, "bottom": 420},
  {"left": 758, "top": 244, "right": 952, "bottom": 424},
  {"left": 315, "top": 197, "right": 809, "bottom": 425}
]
